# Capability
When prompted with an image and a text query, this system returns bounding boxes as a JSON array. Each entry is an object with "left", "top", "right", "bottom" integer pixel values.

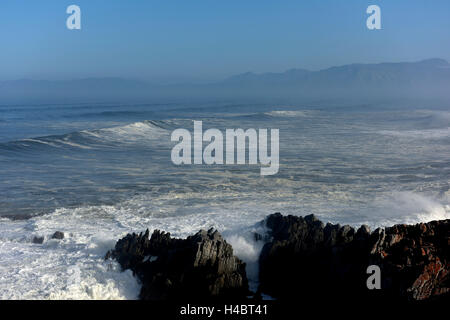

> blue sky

[{"left": 0, "top": 0, "right": 449, "bottom": 82}]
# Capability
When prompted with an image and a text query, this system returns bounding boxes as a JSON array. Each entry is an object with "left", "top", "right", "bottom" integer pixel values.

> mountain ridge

[{"left": 1, "top": 59, "right": 449, "bottom": 103}]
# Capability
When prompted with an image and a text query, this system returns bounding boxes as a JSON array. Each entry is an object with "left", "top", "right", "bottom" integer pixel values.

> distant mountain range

[
  {"left": 219, "top": 58, "right": 450, "bottom": 92},
  {"left": 1, "top": 59, "right": 449, "bottom": 103}
]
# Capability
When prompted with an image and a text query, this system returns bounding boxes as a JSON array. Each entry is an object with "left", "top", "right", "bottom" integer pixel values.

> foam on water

[
  {"left": 362, "top": 191, "right": 450, "bottom": 227},
  {"left": 0, "top": 189, "right": 448, "bottom": 299},
  {"left": 264, "top": 110, "right": 310, "bottom": 117},
  {"left": 91, "top": 120, "right": 171, "bottom": 143},
  {"left": 1, "top": 105, "right": 449, "bottom": 299},
  {"left": 0, "top": 190, "right": 273, "bottom": 300},
  {"left": 378, "top": 127, "right": 450, "bottom": 139},
  {"left": 0, "top": 120, "right": 173, "bottom": 152},
  {"left": 0, "top": 212, "right": 141, "bottom": 299}
]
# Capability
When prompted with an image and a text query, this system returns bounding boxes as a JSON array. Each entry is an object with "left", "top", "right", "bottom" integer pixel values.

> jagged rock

[
  {"left": 32, "top": 236, "right": 44, "bottom": 244},
  {"left": 259, "top": 213, "right": 366, "bottom": 301},
  {"left": 259, "top": 213, "right": 450, "bottom": 303},
  {"left": 106, "top": 228, "right": 248, "bottom": 300},
  {"left": 51, "top": 231, "right": 64, "bottom": 240},
  {"left": 369, "top": 220, "right": 450, "bottom": 301}
]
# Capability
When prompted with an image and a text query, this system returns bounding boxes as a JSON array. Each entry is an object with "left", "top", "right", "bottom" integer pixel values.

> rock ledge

[
  {"left": 258, "top": 213, "right": 450, "bottom": 303},
  {"left": 106, "top": 228, "right": 248, "bottom": 300}
]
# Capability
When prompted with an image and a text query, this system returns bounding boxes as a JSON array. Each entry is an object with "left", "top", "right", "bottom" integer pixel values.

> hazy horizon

[
  {"left": 1, "top": 57, "right": 449, "bottom": 105},
  {"left": 1, "top": 57, "right": 447, "bottom": 84}
]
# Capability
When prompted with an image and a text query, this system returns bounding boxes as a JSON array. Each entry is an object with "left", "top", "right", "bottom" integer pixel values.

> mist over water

[{"left": 0, "top": 102, "right": 449, "bottom": 299}]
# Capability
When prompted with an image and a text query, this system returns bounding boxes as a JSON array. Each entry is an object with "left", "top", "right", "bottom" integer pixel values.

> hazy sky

[{"left": 1, "top": 0, "right": 449, "bottom": 83}]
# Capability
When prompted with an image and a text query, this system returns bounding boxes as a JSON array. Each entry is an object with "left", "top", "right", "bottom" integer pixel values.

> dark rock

[
  {"left": 369, "top": 220, "right": 450, "bottom": 301},
  {"left": 259, "top": 213, "right": 450, "bottom": 304},
  {"left": 106, "top": 228, "right": 248, "bottom": 300},
  {"left": 51, "top": 231, "right": 64, "bottom": 240},
  {"left": 32, "top": 236, "right": 44, "bottom": 244},
  {"left": 253, "top": 232, "right": 263, "bottom": 242},
  {"left": 356, "top": 224, "right": 371, "bottom": 240}
]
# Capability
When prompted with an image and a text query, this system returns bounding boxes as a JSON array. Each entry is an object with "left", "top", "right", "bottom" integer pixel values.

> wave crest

[{"left": 0, "top": 120, "right": 175, "bottom": 152}]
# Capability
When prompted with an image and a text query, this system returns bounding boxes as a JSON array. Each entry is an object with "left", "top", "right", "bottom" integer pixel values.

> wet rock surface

[
  {"left": 32, "top": 236, "right": 44, "bottom": 244},
  {"left": 258, "top": 213, "right": 450, "bottom": 303},
  {"left": 51, "top": 231, "right": 64, "bottom": 240},
  {"left": 106, "top": 228, "right": 248, "bottom": 300},
  {"left": 107, "top": 213, "right": 449, "bottom": 304}
]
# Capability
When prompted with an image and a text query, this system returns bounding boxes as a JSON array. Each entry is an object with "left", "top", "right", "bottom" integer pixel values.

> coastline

[{"left": 106, "top": 213, "right": 450, "bottom": 304}]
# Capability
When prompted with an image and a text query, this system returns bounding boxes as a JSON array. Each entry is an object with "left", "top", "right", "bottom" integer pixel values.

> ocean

[{"left": 0, "top": 102, "right": 449, "bottom": 299}]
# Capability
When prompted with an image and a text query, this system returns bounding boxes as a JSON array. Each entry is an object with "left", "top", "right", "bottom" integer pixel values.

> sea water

[{"left": 0, "top": 102, "right": 449, "bottom": 299}]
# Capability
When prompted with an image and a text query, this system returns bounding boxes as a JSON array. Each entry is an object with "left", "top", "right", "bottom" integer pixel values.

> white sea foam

[
  {"left": 0, "top": 213, "right": 141, "bottom": 300},
  {"left": 370, "top": 191, "right": 450, "bottom": 226},
  {"left": 0, "top": 195, "right": 270, "bottom": 300},
  {"left": 226, "top": 233, "right": 265, "bottom": 292},
  {"left": 53, "top": 138, "right": 93, "bottom": 150},
  {"left": 83, "top": 120, "right": 171, "bottom": 144},
  {"left": 1, "top": 107, "right": 449, "bottom": 300},
  {"left": 20, "top": 139, "right": 60, "bottom": 148},
  {"left": 345, "top": 191, "right": 450, "bottom": 228},
  {"left": 265, "top": 110, "right": 309, "bottom": 117},
  {"left": 9, "top": 120, "right": 173, "bottom": 152},
  {"left": 0, "top": 189, "right": 447, "bottom": 300},
  {"left": 378, "top": 127, "right": 450, "bottom": 139}
]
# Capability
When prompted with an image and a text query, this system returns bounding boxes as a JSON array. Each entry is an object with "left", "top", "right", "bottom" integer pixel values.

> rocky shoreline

[
  {"left": 105, "top": 228, "right": 248, "bottom": 300},
  {"left": 106, "top": 213, "right": 450, "bottom": 303}
]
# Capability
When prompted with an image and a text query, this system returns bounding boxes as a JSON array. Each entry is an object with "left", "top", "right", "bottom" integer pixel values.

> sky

[{"left": 0, "top": 0, "right": 449, "bottom": 83}]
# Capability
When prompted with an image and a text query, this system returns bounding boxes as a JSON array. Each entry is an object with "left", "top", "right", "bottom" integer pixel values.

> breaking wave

[
  {"left": 0, "top": 188, "right": 448, "bottom": 299},
  {"left": 0, "top": 120, "right": 178, "bottom": 152}
]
